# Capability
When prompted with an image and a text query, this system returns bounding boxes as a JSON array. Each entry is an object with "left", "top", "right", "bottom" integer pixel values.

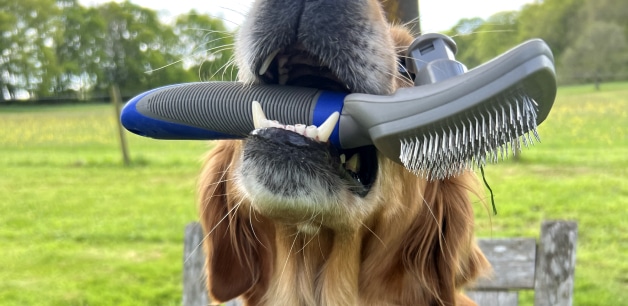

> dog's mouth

[
  {"left": 248, "top": 43, "right": 378, "bottom": 197},
  {"left": 250, "top": 101, "right": 377, "bottom": 197},
  {"left": 256, "top": 44, "right": 350, "bottom": 93}
]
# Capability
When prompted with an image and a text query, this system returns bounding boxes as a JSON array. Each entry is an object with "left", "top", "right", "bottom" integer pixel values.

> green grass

[
  {"left": 1, "top": 81, "right": 627, "bottom": 305},
  {"left": 1, "top": 103, "right": 209, "bottom": 305}
]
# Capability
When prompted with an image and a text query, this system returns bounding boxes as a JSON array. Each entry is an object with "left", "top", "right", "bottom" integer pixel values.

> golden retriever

[{"left": 198, "top": 1, "right": 490, "bottom": 305}]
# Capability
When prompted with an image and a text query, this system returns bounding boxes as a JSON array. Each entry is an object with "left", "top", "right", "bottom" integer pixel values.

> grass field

[{"left": 1, "top": 82, "right": 627, "bottom": 305}]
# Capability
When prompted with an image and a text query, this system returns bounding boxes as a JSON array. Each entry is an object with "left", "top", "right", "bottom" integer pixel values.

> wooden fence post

[
  {"left": 534, "top": 221, "right": 578, "bottom": 306},
  {"left": 183, "top": 223, "right": 209, "bottom": 306},
  {"left": 183, "top": 222, "right": 243, "bottom": 306},
  {"left": 110, "top": 84, "right": 130, "bottom": 166}
]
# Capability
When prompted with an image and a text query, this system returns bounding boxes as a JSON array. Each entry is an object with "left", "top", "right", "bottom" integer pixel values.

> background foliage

[
  {"left": 445, "top": 0, "right": 628, "bottom": 86},
  {"left": 0, "top": 0, "right": 234, "bottom": 101},
  {"left": 2, "top": 0, "right": 627, "bottom": 101}
]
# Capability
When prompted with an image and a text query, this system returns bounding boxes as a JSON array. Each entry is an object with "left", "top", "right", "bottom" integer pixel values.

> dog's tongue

[{"left": 251, "top": 101, "right": 339, "bottom": 143}]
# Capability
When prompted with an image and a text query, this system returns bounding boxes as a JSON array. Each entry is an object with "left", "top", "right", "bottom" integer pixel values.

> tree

[
  {"left": 558, "top": 0, "right": 628, "bottom": 85},
  {"left": 561, "top": 22, "right": 627, "bottom": 89},
  {"left": 0, "top": 0, "right": 236, "bottom": 101},
  {"left": 517, "top": 0, "right": 586, "bottom": 60},
  {"left": 472, "top": 11, "right": 521, "bottom": 66},
  {"left": 444, "top": 18, "right": 485, "bottom": 69},
  {"left": 445, "top": 12, "right": 522, "bottom": 70},
  {"left": 173, "top": 10, "right": 236, "bottom": 82},
  {"left": 442, "top": 0, "right": 628, "bottom": 85},
  {"left": 577, "top": 0, "right": 628, "bottom": 34},
  {"left": 54, "top": 0, "right": 107, "bottom": 99},
  {"left": 97, "top": 1, "right": 184, "bottom": 95},
  {"left": 0, "top": 0, "right": 61, "bottom": 99}
]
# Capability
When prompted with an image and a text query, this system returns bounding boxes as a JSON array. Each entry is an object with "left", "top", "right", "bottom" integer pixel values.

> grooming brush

[{"left": 121, "top": 33, "right": 556, "bottom": 180}]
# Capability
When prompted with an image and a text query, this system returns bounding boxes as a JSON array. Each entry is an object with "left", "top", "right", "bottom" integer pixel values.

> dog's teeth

[
  {"left": 259, "top": 49, "right": 280, "bottom": 75},
  {"left": 271, "top": 120, "right": 285, "bottom": 129},
  {"left": 305, "top": 125, "right": 318, "bottom": 139},
  {"left": 295, "top": 124, "right": 306, "bottom": 135},
  {"left": 252, "top": 101, "right": 268, "bottom": 129},
  {"left": 345, "top": 154, "right": 360, "bottom": 173},
  {"left": 250, "top": 104, "right": 335, "bottom": 142},
  {"left": 340, "top": 154, "right": 346, "bottom": 164},
  {"left": 316, "top": 112, "right": 339, "bottom": 143}
]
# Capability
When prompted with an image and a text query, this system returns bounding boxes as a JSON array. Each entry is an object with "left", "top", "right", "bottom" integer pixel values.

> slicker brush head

[
  {"left": 371, "top": 35, "right": 557, "bottom": 180},
  {"left": 399, "top": 89, "right": 541, "bottom": 180}
]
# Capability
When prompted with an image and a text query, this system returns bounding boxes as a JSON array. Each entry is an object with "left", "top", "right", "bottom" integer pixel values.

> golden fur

[{"left": 198, "top": 1, "right": 490, "bottom": 305}]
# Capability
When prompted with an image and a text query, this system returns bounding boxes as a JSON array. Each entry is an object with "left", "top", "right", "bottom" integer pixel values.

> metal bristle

[{"left": 399, "top": 92, "right": 540, "bottom": 180}]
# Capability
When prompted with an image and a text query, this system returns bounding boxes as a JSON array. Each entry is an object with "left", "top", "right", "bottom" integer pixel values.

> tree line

[
  {"left": 0, "top": 0, "right": 235, "bottom": 101},
  {"left": 2, "top": 0, "right": 626, "bottom": 102},
  {"left": 445, "top": 0, "right": 627, "bottom": 87}
]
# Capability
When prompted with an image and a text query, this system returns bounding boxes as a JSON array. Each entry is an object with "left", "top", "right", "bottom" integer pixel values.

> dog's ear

[
  {"left": 198, "top": 141, "right": 274, "bottom": 303},
  {"left": 401, "top": 174, "right": 489, "bottom": 305}
]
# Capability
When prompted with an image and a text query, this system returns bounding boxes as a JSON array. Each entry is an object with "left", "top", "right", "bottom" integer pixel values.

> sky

[{"left": 79, "top": 0, "right": 535, "bottom": 33}]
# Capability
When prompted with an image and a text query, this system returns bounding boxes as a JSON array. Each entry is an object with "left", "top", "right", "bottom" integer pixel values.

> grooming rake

[{"left": 121, "top": 33, "right": 557, "bottom": 180}]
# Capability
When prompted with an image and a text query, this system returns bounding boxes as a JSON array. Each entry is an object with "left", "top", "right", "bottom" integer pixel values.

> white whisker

[
  {"left": 279, "top": 230, "right": 300, "bottom": 284},
  {"left": 418, "top": 191, "right": 454, "bottom": 261},
  {"left": 450, "top": 29, "right": 516, "bottom": 39},
  {"left": 219, "top": 5, "right": 248, "bottom": 18},
  {"left": 185, "top": 200, "right": 241, "bottom": 265},
  {"left": 298, "top": 213, "right": 323, "bottom": 253},
  {"left": 200, "top": 177, "right": 237, "bottom": 188},
  {"left": 209, "top": 56, "right": 238, "bottom": 81},
  {"left": 182, "top": 27, "right": 234, "bottom": 36},
  {"left": 199, "top": 163, "right": 232, "bottom": 218},
  {"left": 249, "top": 204, "right": 268, "bottom": 249},
  {"left": 360, "top": 220, "right": 387, "bottom": 249}
]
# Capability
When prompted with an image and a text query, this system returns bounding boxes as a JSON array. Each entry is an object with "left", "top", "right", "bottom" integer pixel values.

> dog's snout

[{"left": 238, "top": 0, "right": 396, "bottom": 94}]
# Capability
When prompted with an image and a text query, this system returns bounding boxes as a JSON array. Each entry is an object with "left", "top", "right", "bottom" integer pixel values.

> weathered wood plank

[
  {"left": 534, "top": 221, "right": 578, "bottom": 306},
  {"left": 467, "top": 290, "right": 518, "bottom": 306},
  {"left": 182, "top": 222, "right": 209, "bottom": 306},
  {"left": 473, "top": 238, "right": 537, "bottom": 290}
]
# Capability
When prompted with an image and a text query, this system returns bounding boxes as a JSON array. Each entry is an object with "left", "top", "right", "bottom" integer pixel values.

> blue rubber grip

[
  {"left": 121, "top": 84, "right": 236, "bottom": 139},
  {"left": 312, "top": 90, "right": 346, "bottom": 148}
]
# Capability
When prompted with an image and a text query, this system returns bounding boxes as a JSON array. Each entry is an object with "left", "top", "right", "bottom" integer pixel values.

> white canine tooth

[
  {"left": 340, "top": 154, "right": 346, "bottom": 164},
  {"left": 285, "top": 125, "right": 296, "bottom": 132},
  {"left": 295, "top": 124, "right": 306, "bottom": 135},
  {"left": 305, "top": 125, "right": 318, "bottom": 139},
  {"left": 345, "top": 154, "right": 360, "bottom": 173},
  {"left": 316, "top": 112, "right": 340, "bottom": 142},
  {"left": 259, "top": 49, "right": 280, "bottom": 75},
  {"left": 251, "top": 101, "right": 267, "bottom": 129}
]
